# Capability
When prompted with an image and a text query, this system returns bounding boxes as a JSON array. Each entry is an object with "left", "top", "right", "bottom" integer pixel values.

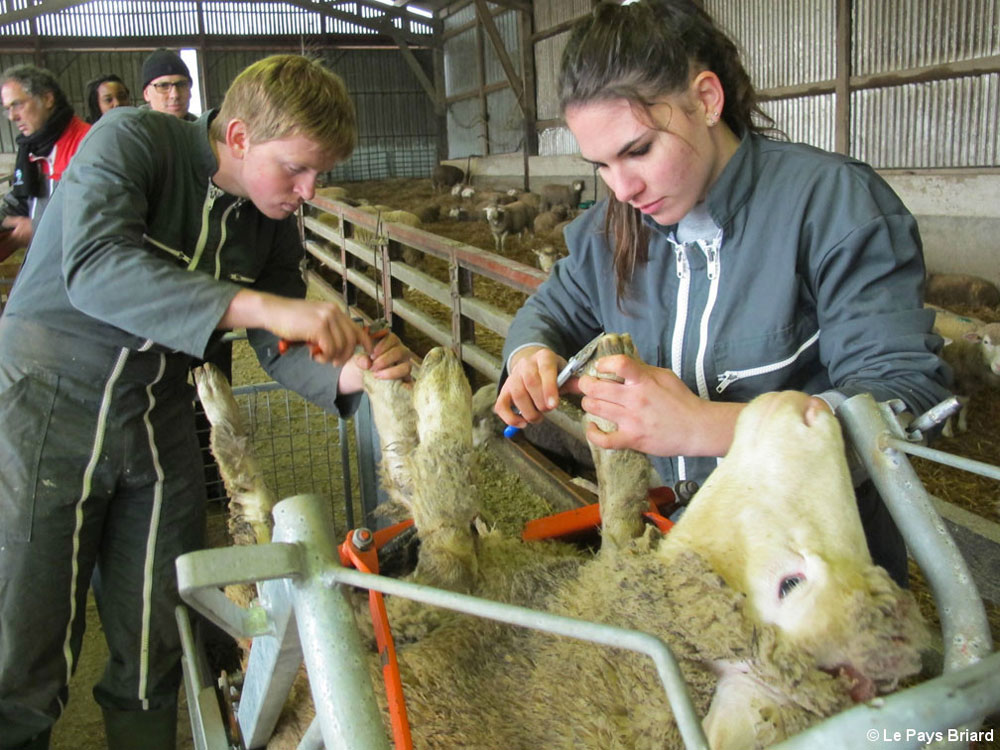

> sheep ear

[{"left": 963, "top": 331, "right": 982, "bottom": 343}]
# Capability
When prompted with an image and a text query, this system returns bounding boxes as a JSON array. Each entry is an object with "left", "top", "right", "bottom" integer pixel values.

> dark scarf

[{"left": 11, "top": 99, "right": 74, "bottom": 200}]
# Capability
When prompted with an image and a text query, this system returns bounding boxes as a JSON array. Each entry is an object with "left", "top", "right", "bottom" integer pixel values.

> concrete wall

[
  {"left": 448, "top": 156, "right": 1000, "bottom": 289},
  {"left": 880, "top": 172, "right": 1000, "bottom": 289}
]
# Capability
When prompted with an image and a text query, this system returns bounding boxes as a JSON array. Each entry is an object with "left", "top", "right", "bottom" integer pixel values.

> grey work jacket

[
  {"left": 3, "top": 106, "right": 352, "bottom": 414},
  {"left": 503, "top": 132, "right": 950, "bottom": 487}
]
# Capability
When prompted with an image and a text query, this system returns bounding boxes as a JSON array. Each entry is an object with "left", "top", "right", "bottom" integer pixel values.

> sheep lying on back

[
  {"left": 357, "top": 337, "right": 926, "bottom": 749},
  {"left": 199, "top": 338, "right": 928, "bottom": 750}
]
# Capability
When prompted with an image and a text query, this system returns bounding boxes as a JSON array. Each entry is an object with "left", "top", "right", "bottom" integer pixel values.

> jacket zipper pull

[
  {"left": 674, "top": 246, "right": 688, "bottom": 279},
  {"left": 706, "top": 243, "right": 721, "bottom": 280},
  {"left": 716, "top": 371, "right": 739, "bottom": 394}
]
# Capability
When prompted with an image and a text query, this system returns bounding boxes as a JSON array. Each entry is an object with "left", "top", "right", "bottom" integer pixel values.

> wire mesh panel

[{"left": 198, "top": 381, "right": 363, "bottom": 534}]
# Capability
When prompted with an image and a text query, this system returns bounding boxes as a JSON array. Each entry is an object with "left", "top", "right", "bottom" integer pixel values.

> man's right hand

[{"left": 222, "top": 289, "right": 371, "bottom": 366}]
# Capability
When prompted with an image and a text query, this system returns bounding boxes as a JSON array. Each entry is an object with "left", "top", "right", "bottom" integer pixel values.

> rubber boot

[
  {"left": 8, "top": 728, "right": 51, "bottom": 750},
  {"left": 101, "top": 704, "right": 177, "bottom": 750}
]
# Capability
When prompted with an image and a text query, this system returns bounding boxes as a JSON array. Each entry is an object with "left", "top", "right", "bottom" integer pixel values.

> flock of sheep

[
  {"left": 313, "top": 165, "right": 587, "bottom": 274},
  {"left": 194, "top": 331, "right": 934, "bottom": 749}
]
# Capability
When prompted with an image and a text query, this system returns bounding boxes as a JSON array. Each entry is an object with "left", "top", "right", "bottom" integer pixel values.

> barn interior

[{"left": 1, "top": 0, "right": 999, "bottom": 748}]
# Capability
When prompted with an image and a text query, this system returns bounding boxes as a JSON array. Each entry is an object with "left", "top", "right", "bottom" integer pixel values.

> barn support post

[
  {"left": 433, "top": 43, "right": 448, "bottom": 163},
  {"left": 834, "top": 0, "right": 852, "bottom": 155},
  {"left": 475, "top": 20, "right": 489, "bottom": 156},
  {"left": 449, "top": 252, "right": 476, "bottom": 384},
  {"left": 518, "top": 4, "right": 537, "bottom": 190}
]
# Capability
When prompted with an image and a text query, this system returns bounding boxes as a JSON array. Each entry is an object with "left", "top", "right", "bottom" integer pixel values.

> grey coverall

[{"left": 0, "top": 106, "right": 356, "bottom": 748}]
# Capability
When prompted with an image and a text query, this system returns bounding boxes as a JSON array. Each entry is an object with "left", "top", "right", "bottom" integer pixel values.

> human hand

[
  {"left": 0, "top": 216, "right": 31, "bottom": 262},
  {"left": 579, "top": 355, "right": 744, "bottom": 457},
  {"left": 228, "top": 292, "right": 369, "bottom": 366},
  {"left": 494, "top": 346, "right": 567, "bottom": 427},
  {"left": 351, "top": 331, "right": 412, "bottom": 380}
]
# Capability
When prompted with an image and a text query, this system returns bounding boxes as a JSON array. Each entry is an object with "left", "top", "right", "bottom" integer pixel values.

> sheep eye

[{"left": 778, "top": 575, "right": 804, "bottom": 599}]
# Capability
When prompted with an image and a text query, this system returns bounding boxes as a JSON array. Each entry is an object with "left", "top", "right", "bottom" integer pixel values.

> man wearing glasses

[
  {"left": 1, "top": 65, "right": 90, "bottom": 261},
  {"left": 140, "top": 48, "right": 196, "bottom": 121}
]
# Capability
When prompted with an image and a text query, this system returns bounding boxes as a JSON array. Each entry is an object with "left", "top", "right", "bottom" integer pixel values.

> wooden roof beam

[
  {"left": 389, "top": 29, "right": 445, "bottom": 114},
  {"left": 471, "top": 0, "right": 524, "bottom": 115},
  {"left": 278, "top": 0, "right": 430, "bottom": 46}
]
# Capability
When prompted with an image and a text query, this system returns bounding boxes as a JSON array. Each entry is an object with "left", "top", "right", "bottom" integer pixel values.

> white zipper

[
  {"left": 213, "top": 199, "right": 243, "bottom": 280},
  {"left": 669, "top": 236, "right": 690, "bottom": 481},
  {"left": 670, "top": 241, "right": 689, "bottom": 375},
  {"left": 716, "top": 329, "right": 822, "bottom": 394},
  {"left": 694, "top": 232, "right": 723, "bottom": 398},
  {"left": 187, "top": 182, "right": 224, "bottom": 271},
  {"left": 142, "top": 234, "right": 192, "bottom": 264}
]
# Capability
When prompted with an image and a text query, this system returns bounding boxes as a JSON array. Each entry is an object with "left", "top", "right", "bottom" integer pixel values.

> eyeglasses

[{"left": 150, "top": 80, "right": 191, "bottom": 94}]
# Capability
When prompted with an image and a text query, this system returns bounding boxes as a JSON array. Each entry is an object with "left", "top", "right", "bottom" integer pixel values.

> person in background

[
  {"left": 0, "top": 64, "right": 89, "bottom": 261},
  {"left": 495, "top": 0, "right": 950, "bottom": 588},
  {"left": 140, "top": 47, "right": 195, "bottom": 121},
  {"left": 0, "top": 54, "right": 411, "bottom": 750},
  {"left": 84, "top": 73, "right": 131, "bottom": 124}
]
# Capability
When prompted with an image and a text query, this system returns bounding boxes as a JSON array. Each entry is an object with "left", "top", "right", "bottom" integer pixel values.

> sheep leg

[
  {"left": 361, "top": 370, "right": 419, "bottom": 514},
  {"left": 580, "top": 333, "right": 653, "bottom": 552},
  {"left": 194, "top": 363, "right": 275, "bottom": 547},
  {"left": 406, "top": 346, "right": 480, "bottom": 593}
]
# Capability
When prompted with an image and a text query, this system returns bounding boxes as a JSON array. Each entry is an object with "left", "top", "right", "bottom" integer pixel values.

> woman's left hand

[
  {"left": 354, "top": 332, "right": 412, "bottom": 381},
  {"left": 338, "top": 332, "right": 412, "bottom": 393},
  {"left": 576, "top": 354, "right": 744, "bottom": 457}
]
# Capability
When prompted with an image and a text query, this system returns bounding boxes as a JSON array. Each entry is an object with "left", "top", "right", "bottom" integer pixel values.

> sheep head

[{"left": 664, "top": 391, "right": 928, "bottom": 700}]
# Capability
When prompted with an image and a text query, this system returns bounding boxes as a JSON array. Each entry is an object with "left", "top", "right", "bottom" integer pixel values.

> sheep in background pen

[
  {"left": 532, "top": 245, "right": 562, "bottom": 274},
  {"left": 431, "top": 164, "right": 464, "bottom": 193},
  {"left": 938, "top": 321, "right": 1000, "bottom": 436},
  {"left": 484, "top": 200, "right": 536, "bottom": 252},
  {"left": 925, "top": 272, "right": 1000, "bottom": 309},
  {"left": 929, "top": 304, "right": 1000, "bottom": 435},
  {"left": 540, "top": 179, "right": 585, "bottom": 212}
]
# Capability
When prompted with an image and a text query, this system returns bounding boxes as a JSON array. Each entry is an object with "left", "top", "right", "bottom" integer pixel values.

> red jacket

[
  {"left": 36, "top": 115, "right": 91, "bottom": 185},
  {"left": 2, "top": 115, "right": 91, "bottom": 222}
]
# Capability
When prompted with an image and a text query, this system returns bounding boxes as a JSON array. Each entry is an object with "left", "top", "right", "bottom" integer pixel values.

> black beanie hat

[{"left": 142, "top": 49, "right": 191, "bottom": 89}]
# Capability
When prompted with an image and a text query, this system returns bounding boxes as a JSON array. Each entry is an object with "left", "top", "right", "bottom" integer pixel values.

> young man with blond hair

[{"left": 0, "top": 55, "right": 409, "bottom": 750}]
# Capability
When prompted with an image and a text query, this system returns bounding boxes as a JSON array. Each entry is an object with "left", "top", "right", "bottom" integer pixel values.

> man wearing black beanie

[{"left": 140, "top": 48, "right": 195, "bottom": 121}]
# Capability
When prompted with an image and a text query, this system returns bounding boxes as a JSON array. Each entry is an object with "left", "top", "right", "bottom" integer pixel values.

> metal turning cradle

[{"left": 175, "top": 392, "right": 1000, "bottom": 750}]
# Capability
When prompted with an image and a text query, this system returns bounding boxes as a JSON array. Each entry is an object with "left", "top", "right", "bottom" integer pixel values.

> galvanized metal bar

[
  {"left": 769, "top": 650, "right": 1000, "bottom": 749},
  {"left": 884, "top": 438, "right": 1000, "bottom": 482},
  {"left": 238, "top": 574, "right": 306, "bottom": 749},
  {"left": 322, "top": 565, "right": 711, "bottom": 750},
  {"left": 340, "top": 416, "right": 356, "bottom": 530},
  {"left": 175, "top": 605, "right": 231, "bottom": 750},
  {"left": 837, "top": 394, "right": 993, "bottom": 676},
  {"left": 272, "top": 494, "right": 391, "bottom": 750},
  {"left": 297, "top": 718, "right": 323, "bottom": 750},
  {"left": 176, "top": 543, "right": 303, "bottom": 640},
  {"left": 354, "top": 393, "right": 381, "bottom": 527}
]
